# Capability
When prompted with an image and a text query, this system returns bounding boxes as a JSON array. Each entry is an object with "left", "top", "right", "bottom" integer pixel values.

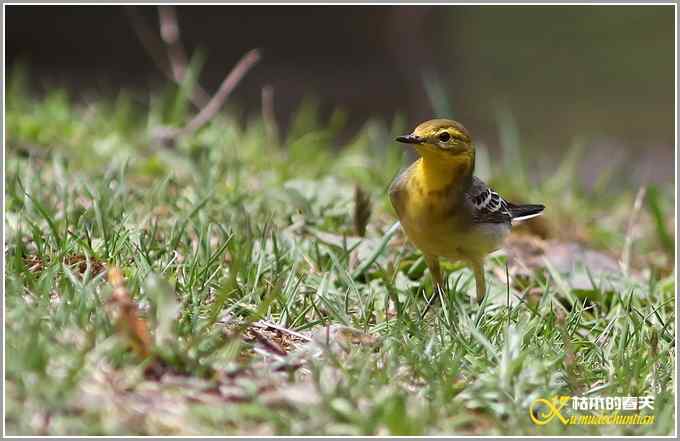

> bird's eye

[{"left": 438, "top": 132, "right": 451, "bottom": 142}]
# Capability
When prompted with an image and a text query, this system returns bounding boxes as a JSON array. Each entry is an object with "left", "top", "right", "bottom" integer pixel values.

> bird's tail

[{"left": 509, "top": 203, "right": 545, "bottom": 223}]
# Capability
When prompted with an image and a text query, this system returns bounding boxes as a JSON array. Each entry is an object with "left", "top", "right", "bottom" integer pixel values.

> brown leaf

[
  {"left": 505, "top": 235, "right": 620, "bottom": 279},
  {"left": 107, "top": 266, "right": 153, "bottom": 359},
  {"left": 24, "top": 253, "right": 106, "bottom": 277},
  {"left": 64, "top": 254, "right": 106, "bottom": 276},
  {"left": 311, "top": 325, "right": 380, "bottom": 354},
  {"left": 24, "top": 255, "right": 45, "bottom": 273},
  {"left": 353, "top": 185, "right": 372, "bottom": 237},
  {"left": 247, "top": 329, "right": 288, "bottom": 357}
]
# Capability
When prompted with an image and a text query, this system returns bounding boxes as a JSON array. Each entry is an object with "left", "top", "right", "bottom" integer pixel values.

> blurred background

[{"left": 6, "top": 5, "right": 675, "bottom": 184}]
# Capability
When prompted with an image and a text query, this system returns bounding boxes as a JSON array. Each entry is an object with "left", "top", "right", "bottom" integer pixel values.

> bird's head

[{"left": 396, "top": 119, "right": 473, "bottom": 159}]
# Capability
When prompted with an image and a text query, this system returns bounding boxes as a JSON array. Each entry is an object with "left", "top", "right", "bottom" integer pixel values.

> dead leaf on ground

[
  {"left": 353, "top": 185, "right": 372, "bottom": 237},
  {"left": 506, "top": 235, "right": 621, "bottom": 276},
  {"left": 107, "top": 266, "right": 153, "bottom": 359},
  {"left": 24, "top": 255, "right": 45, "bottom": 273},
  {"left": 502, "top": 234, "right": 638, "bottom": 297},
  {"left": 65, "top": 254, "right": 106, "bottom": 276},
  {"left": 248, "top": 321, "right": 311, "bottom": 353},
  {"left": 77, "top": 363, "right": 245, "bottom": 435},
  {"left": 544, "top": 242, "right": 619, "bottom": 274},
  {"left": 309, "top": 324, "right": 380, "bottom": 355},
  {"left": 23, "top": 253, "right": 106, "bottom": 277}
]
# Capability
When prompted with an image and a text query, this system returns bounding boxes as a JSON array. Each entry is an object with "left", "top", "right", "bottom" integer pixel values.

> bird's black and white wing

[
  {"left": 465, "top": 177, "right": 512, "bottom": 224},
  {"left": 465, "top": 176, "right": 544, "bottom": 224}
]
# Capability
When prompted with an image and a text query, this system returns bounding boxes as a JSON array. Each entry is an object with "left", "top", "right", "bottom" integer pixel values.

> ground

[{"left": 4, "top": 73, "right": 675, "bottom": 435}]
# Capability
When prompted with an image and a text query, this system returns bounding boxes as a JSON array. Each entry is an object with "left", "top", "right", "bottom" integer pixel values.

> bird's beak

[{"left": 396, "top": 134, "right": 423, "bottom": 145}]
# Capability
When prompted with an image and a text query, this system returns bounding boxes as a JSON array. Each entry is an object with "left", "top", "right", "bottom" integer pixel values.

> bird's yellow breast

[
  {"left": 390, "top": 154, "right": 506, "bottom": 260},
  {"left": 391, "top": 157, "right": 466, "bottom": 256}
]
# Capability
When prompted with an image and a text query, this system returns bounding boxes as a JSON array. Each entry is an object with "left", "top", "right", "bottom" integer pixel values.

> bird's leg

[
  {"left": 471, "top": 260, "right": 486, "bottom": 304},
  {"left": 426, "top": 255, "right": 444, "bottom": 292},
  {"left": 421, "top": 255, "right": 444, "bottom": 319}
]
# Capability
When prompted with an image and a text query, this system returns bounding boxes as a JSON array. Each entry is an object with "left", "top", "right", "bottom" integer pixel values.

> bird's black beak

[{"left": 396, "top": 134, "right": 423, "bottom": 144}]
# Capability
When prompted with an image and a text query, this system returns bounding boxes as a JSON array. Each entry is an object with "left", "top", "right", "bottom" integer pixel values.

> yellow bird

[{"left": 389, "top": 119, "right": 544, "bottom": 304}]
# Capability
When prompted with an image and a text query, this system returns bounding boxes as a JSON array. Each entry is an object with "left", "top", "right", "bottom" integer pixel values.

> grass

[{"left": 4, "top": 69, "right": 676, "bottom": 436}]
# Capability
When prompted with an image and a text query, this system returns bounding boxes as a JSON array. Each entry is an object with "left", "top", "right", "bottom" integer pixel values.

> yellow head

[{"left": 396, "top": 119, "right": 473, "bottom": 159}]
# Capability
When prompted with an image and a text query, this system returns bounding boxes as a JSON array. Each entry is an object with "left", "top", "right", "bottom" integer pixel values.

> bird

[{"left": 388, "top": 118, "right": 544, "bottom": 305}]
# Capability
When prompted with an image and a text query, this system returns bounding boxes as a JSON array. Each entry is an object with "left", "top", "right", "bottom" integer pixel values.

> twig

[
  {"left": 261, "top": 85, "right": 279, "bottom": 145},
  {"left": 253, "top": 320, "right": 312, "bottom": 342},
  {"left": 127, "top": 7, "right": 261, "bottom": 146},
  {"left": 125, "top": 5, "right": 209, "bottom": 108},
  {"left": 158, "top": 6, "right": 188, "bottom": 82},
  {"left": 125, "top": 6, "right": 172, "bottom": 79},
  {"left": 182, "top": 49, "right": 261, "bottom": 134},
  {"left": 620, "top": 186, "right": 646, "bottom": 274},
  {"left": 155, "top": 49, "right": 261, "bottom": 142},
  {"left": 156, "top": 6, "right": 212, "bottom": 107},
  {"left": 249, "top": 329, "right": 288, "bottom": 357}
]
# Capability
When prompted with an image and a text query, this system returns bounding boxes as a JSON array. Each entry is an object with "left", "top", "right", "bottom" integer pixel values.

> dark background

[{"left": 6, "top": 5, "right": 675, "bottom": 183}]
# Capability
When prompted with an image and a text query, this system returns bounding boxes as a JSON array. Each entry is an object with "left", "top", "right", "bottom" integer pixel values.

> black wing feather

[{"left": 466, "top": 177, "right": 544, "bottom": 224}]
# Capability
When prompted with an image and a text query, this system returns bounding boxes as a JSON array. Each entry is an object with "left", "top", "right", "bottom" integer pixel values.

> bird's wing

[
  {"left": 464, "top": 177, "right": 513, "bottom": 224},
  {"left": 465, "top": 176, "right": 545, "bottom": 224}
]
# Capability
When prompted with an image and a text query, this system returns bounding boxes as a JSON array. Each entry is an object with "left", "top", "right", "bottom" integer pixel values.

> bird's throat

[{"left": 416, "top": 151, "right": 474, "bottom": 193}]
